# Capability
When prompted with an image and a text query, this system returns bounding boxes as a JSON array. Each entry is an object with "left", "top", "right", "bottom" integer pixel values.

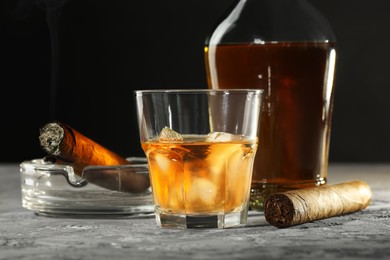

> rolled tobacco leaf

[
  {"left": 39, "top": 121, "right": 150, "bottom": 193},
  {"left": 264, "top": 180, "right": 372, "bottom": 228}
]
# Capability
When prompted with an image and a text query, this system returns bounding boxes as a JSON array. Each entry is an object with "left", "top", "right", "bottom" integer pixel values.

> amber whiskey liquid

[
  {"left": 205, "top": 42, "right": 336, "bottom": 210},
  {"left": 142, "top": 135, "right": 257, "bottom": 216}
]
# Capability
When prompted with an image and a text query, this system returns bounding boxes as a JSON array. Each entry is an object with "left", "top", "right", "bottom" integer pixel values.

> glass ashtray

[{"left": 20, "top": 157, "right": 154, "bottom": 218}]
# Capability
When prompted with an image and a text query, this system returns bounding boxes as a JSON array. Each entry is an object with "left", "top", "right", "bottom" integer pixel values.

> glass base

[{"left": 155, "top": 209, "right": 249, "bottom": 229}]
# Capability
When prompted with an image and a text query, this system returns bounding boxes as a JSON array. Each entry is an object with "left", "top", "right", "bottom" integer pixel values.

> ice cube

[
  {"left": 158, "top": 126, "right": 183, "bottom": 142},
  {"left": 188, "top": 178, "right": 217, "bottom": 206},
  {"left": 154, "top": 153, "right": 171, "bottom": 174},
  {"left": 206, "top": 132, "right": 234, "bottom": 142}
]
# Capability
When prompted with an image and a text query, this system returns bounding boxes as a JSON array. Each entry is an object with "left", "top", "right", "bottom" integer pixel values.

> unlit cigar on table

[
  {"left": 264, "top": 181, "right": 372, "bottom": 228},
  {"left": 39, "top": 121, "right": 150, "bottom": 193}
]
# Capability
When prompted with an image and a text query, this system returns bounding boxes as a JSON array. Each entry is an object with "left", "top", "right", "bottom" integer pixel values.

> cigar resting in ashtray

[
  {"left": 39, "top": 121, "right": 150, "bottom": 193},
  {"left": 264, "top": 181, "right": 372, "bottom": 228}
]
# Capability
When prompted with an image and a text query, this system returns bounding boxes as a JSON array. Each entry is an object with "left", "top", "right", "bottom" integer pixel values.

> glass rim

[{"left": 134, "top": 89, "right": 263, "bottom": 95}]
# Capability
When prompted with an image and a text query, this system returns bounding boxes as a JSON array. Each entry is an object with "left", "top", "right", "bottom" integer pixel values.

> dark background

[{"left": 1, "top": 0, "right": 390, "bottom": 163}]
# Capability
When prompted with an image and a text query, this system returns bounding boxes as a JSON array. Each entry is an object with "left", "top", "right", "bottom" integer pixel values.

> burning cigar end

[
  {"left": 264, "top": 181, "right": 372, "bottom": 228},
  {"left": 39, "top": 121, "right": 150, "bottom": 193},
  {"left": 39, "top": 121, "right": 130, "bottom": 174}
]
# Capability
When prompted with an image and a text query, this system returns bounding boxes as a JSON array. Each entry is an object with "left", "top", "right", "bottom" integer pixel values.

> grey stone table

[{"left": 1, "top": 163, "right": 389, "bottom": 260}]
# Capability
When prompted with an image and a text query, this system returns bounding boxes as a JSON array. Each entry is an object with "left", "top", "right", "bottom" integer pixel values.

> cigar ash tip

[{"left": 39, "top": 122, "right": 64, "bottom": 156}]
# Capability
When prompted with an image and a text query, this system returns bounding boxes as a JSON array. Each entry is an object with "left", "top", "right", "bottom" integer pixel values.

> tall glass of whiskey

[{"left": 205, "top": 0, "right": 337, "bottom": 210}]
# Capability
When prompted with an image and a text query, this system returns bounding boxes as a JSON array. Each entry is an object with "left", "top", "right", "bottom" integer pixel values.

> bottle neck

[
  {"left": 240, "top": 0, "right": 314, "bottom": 9},
  {"left": 208, "top": 0, "right": 335, "bottom": 44}
]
